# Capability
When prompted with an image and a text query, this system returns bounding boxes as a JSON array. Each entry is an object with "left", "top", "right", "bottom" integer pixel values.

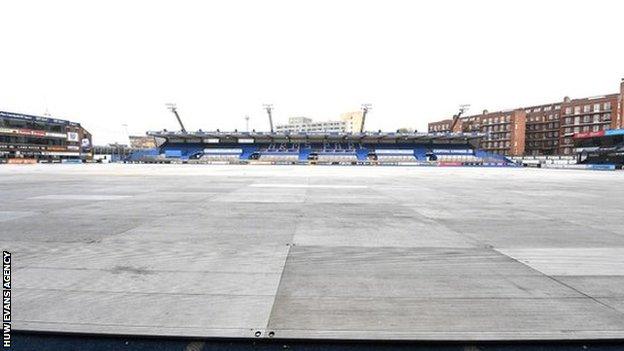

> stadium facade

[
  {"left": 143, "top": 130, "right": 513, "bottom": 166},
  {"left": 574, "top": 127, "right": 624, "bottom": 167},
  {"left": 0, "top": 110, "right": 92, "bottom": 163},
  {"left": 428, "top": 79, "right": 624, "bottom": 156}
]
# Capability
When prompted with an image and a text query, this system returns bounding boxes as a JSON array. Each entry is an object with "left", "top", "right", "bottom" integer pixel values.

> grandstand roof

[
  {"left": 0, "top": 110, "right": 81, "bottom": 127},
  {"left": 147, "top": 131, "right": 485, "bottom": 143}
]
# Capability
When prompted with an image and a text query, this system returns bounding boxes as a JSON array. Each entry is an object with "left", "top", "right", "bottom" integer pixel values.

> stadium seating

[
  {"left": 239, "top": 146, "right": 259, "bottom": 159},
  {"left": 474, "top": 150, "right": 514, "bottom": 164},
  {"left": 316, "top": 154, "right": 358, "bottom": 163},
  {"left": 372, "top": 149, "right": 418, "bottom": 164},
  {"left": 147, "top": 132, "right": 517, "bottom": 166},
  {"left": 376, "top": 155, "right": 417, "bottom": 163},
  {"left": 312, "top": 144, "right": 359, "bottom": 163},
  {"left": 299, "top": 148, "right": 313, "bottom": 161},
  {"left": 255, "top": 143, "right": 301, "bottom": 163},
  {"left": 198, "top": 154, "right": 241, "bottom": 162},
  {"left": 435, "top": 155, "right": 483, "bottom": 163},
  {"left": 258, "top": 153, "right": 299, "bottom": 162},
  {"left": 126, "top": 148, "right": 159, "bottom": 162}
]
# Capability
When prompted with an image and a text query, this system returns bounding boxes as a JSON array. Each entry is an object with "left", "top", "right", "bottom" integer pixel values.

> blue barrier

[
  {"left": 587, "top": 164, "right": 616, "bottom": 170},
  {"left": 164, "top": 150, "right": 182, "bottom": 158},
  {"left": 60, "top": 159, "right": 82, "bottom": 164},
  {"left": 605, "top": 129, "right": 624, "bottom": 136}
]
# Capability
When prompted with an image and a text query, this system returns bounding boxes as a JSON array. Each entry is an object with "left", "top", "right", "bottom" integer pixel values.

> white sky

[{"left": 1, "top": 0, "right": 623, "bottom": 144}]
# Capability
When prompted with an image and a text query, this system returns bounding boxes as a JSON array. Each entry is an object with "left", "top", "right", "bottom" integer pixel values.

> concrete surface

[{"left": 1, "top": 164, "right": 623, "bottom": 340}]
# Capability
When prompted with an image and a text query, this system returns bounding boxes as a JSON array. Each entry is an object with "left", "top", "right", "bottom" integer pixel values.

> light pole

[
  {"left": 165, "top": 103, "right": 187, "bottom": 133},
  {"left": 263, "top": 104, "right": 274, "bottom": 133},
  {"left": 360, "top": 103, "right": 372, "bottom": 133},
  {"left": 121, "top": 124, "right": 130, "bottom": 146},
  {"left": 449, "top": 104, "right": 470, "bottom": 132}
]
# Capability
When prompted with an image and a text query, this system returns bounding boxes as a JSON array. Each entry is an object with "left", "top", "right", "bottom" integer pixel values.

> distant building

[
  {"left": 276, "top": 111, "right": 365, "bottom": 133},
  {"left": 129, "top": 135, "right": 156, "bottom": 149},
  {"left": 93, "top": 143, "right": 136, "bottom": 163},
  {"left": 340, "top": 111, "right": 365, "bottom": 133},
  {"left": 287, "top": 116, "right": 313, "bottom": 125},
  {"left": 0, "top": 110, "right": 92, "bottom": 162},
  {"left": 428, "top": 79, "right": 624, "bottom": 156}
]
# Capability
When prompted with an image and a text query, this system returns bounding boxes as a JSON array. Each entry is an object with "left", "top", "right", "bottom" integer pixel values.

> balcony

[{"left": 561, "top": 108, "right": 612, "bottom": 117}]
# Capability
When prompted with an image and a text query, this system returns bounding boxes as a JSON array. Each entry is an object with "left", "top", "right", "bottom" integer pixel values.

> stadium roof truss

[{"left": 147, "top": 131, "right": 485, "bottom": 145}]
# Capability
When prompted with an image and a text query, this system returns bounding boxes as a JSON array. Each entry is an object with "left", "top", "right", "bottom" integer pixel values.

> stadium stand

[
  {"left": 125, "top": 148, "right": 159, "bottom": 162},
  {"left": 197, "top": 148, "right": 242, "bottom": 163},
  {"left": 0, "top": 110, "right": 92, "bottom": 163},
  {"left": 143, "top": 130, "right": 516, "bottom": 166},
  {"left": 259, "top": 153, "right": 299, "bottom": 163},
  {"left": 316, "top": 153, "right": 358, "bottom": 164},
  {"left": 572, "top": 128, "right": 624, "bottom": 168},
  {"left": 371, "top": 149, "right": 417, "bottom": 163},
  {"left": 256, "top": 143, "right": 301, "bottom": 163},
  {"left": 510, "top": 155, "right": 576, "bottom": 168}
]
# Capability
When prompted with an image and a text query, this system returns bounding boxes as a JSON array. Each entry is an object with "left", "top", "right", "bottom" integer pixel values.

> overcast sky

[{"left": 1, "top": 0, "right": 623, "bottom": 144}]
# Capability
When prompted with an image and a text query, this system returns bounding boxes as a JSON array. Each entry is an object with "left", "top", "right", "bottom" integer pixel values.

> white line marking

[
  {"left": 249, "top": 184, "right": 367, "bottom": 189},
  {"left": 30, "top": 195, "right": 132, "bottom": 201},
  {"left": 0, "top": 211, "right": 35, "bottom": 222}
]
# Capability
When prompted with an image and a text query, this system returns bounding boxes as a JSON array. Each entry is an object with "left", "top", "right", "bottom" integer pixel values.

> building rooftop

[{"left": 0, "top": 110, "right": 81, "bottom": 127}]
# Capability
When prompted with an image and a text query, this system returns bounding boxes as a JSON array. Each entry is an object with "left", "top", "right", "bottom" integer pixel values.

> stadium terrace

[{"left": 143, "top": 130, "right": 513, "bottom": 166}]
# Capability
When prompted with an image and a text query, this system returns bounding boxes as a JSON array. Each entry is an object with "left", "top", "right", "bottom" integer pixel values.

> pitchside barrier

[{"left": 541, "top": 163, "right": 617, "bottom": 171}]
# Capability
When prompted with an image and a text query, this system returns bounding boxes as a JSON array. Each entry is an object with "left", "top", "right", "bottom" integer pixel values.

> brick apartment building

[{"left": 428, "top": 79, "right": 624, "bottom": 156}]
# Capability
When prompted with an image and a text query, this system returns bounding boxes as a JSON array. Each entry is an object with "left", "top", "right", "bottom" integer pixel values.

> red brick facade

[{"left": 428, "top": 79, "right": 624, "bottom": 156}]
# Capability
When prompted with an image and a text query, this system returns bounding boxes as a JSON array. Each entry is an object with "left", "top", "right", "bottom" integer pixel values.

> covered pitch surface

[{"left": 1, "top": 164, "right": 624, "bottom": 341}]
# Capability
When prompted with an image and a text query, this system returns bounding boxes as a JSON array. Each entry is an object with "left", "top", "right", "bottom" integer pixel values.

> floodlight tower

[
  {"left": 263, "top": 104, "right": 274, "bottom": 133},
  {"left": 449, "top": 104, "right": 470, "bottom": 132},
  {"left": 244, "top": 115, "right": 250, "bottom": 132},
  {"left": 121, "top": 123, "right": 130, "bottom": 146},
  {"left": 165, "top": 103, "right": 187, "bottom": 133},
  {"left": 360, "top": 103, "right": 372, "bottom": 133}
]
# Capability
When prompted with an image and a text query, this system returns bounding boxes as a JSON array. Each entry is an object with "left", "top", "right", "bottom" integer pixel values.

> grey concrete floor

[{"left": 1, "top": 164, "right": 624, "bottom": 340}]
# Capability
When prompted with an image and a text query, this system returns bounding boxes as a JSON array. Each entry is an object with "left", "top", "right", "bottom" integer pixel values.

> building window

[
  {"left": 594, "top": 103, "right": 601, "bottom": 112},
  {"left": 604, "top": 102, "right": 611, "bottom": 110},
  {"left": 583, "top": 105, "right": 591, "bottom": 113},
  {"left": 574, "top": 106, "right": 581, "bottom": 115}
]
